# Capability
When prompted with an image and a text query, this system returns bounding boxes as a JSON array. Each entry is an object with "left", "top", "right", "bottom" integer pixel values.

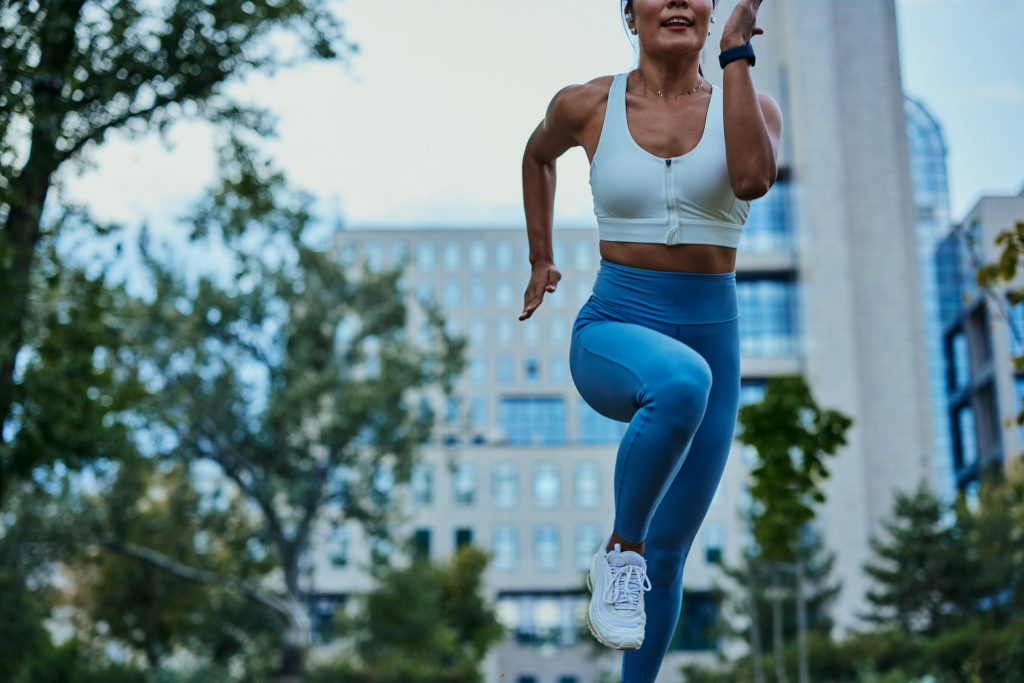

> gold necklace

[{"left": 639, "top": 71, "right": 705, "bottom": 98}]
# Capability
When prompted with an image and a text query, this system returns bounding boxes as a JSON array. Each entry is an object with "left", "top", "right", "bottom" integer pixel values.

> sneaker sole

[{"left": 586, "top": 572, "right": 642, "bottom": 650}]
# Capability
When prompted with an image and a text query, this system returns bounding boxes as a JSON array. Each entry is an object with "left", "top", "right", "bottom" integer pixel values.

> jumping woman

[{"left": 519, "top": 0, "right": 782, "bottom": 679}]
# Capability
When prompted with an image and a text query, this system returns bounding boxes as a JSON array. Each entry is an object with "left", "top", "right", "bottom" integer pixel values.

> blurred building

[
  {"left": 934, "top": 185, "right": 1024, "bottom": 507},
  {"left": 904, "top": 95, "right": 957, "bottom": 506},
  {"left": 310, "top": 1, "right": 939, "bottom": 681}
]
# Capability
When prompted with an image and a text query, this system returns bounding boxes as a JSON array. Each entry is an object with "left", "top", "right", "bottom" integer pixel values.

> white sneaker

[{"left": 585, "top": 532, "right": 652, "bottom": 650}]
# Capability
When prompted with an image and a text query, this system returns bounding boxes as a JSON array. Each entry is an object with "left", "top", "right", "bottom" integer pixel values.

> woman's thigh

[
  {"left": 569, "top": 304, "right": 713, "bottom": 424},
  {"left": 645, "top": 318, "right": 741, "bottom": 553}
]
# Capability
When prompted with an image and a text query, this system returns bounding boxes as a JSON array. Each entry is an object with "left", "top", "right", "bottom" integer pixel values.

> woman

[{"left": 519, "top": 0, "right": 782, "bottom": 679}]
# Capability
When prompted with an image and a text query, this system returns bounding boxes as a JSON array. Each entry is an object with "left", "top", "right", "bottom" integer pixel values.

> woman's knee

[
  {"left": 644, "top": 357, "right": 713, "bottom": 422},
  {"left": 643, "top": 543, "right": 691, "bottom": 591}
]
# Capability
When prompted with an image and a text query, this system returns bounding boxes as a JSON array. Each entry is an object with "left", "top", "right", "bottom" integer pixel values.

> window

[
  {"left": 533, "top": 463, "right": 560, "bottom": 507},
  {"left": 703, "top": 523, "right": 724, "bottom": 564},
  {"left": 574, "top": 463, "right": 600, "bottom": 508},
  {"left": 739, "top": 177, "right": 793, "bottom": 252},
  {"left": 955, "top": 403, "right": 977, "bottom": 470},
  {"left": 1014, "top": 376, "right": 1024, "bottom": 437},
  {"left": 492, "top": 462, "right": 519, "bottom": 508},
  {"left": 1008, "top": 300, "right": 1024, "bottom": 358},
  {"left": 524, "top": 356, "right": 541, "bottom": 380},
  {"left": 365, "top": 241, "right": 384, "bottom": 271},
  {"left": 740, "top": 379, "right": 767, "bottom": 406},
  {"left": 497, "top": 356, "right": 514, "bottom": 383},
  {"left": 469, "top": 317, "right": 487, "bottom": 344},
  {"left": 949, "top": 328, "right": 970, "bottom": 390},
  {"left": 412, "top": 528, "right": 431, "bottom": 558},
  {"left": 549, "top": 356, "right": 567, "bottom": 382},
  {"left": 469, "top": 240, "right": 487, "bottom": 270},
  {"left": 576, "top": 523, "right": 603, "bottom": 570},
  {"left": 500, "top": 396, "right": 566, "bottom": 444},
  {"left": 327, "top": 525, "right": 350, "bottom": 567},
  {"left": 444, "top": 278, "right": 461, "bottom": 307},
  {"left": 390, "top": 241, "right": 407, "bottom": 268},
  {"left": 534, "top": 524, "right": 560, "bottom": 569},
  {"left": 501, "top": 594, "right": 580, "bottom": 647},
  {"left": 452, "top": 463, "right": 476, "bottom": 505},
  {"left": 578, "top": 396, "right": 628, "bottom": 444},
  {"left": 496, "top": 239, "right": 514, "bottom": 270},
  {"left": 469, "top": 357, "right": 488, "bottom": 385},
  {"left": 411, "top": 463, "right": 433, "bottom": 505},
  {"left": 497, "top": 278, "right": 514, "bottom": 306},
  {"left": 738, "top": 277, "right": 797, "bottom": 356},
  {"left": 496, "top": 319, "right": 514, "bottom": 345},
  {"left": 523, "top": 320, "right": 540, "bottom": 346},
  {"left": 417, "top": 242, "right": 435, "bottom": 270},
  {"left": 549, "top": 318, "right": 566, "bottom": 343},
  {"left": 493, "top": 524, "right": 518, "bottom": 570},
  {"left": 470, "top": 396, "right": 487, "bottom": 427},
  {"left": 455, "top": 527, "right": 474, "bottom": 549},
  {"left": 444, "top": 240, "right": 460, "bottom": 270},
  {"left": 446, "top": 395, "right": 461, "bottom": 423},
  {"left": 470, "top": 278, "right": 487, "bottom": 307},
  {"left": 371, "top": 464, "right": 393, "bottom": 506}
]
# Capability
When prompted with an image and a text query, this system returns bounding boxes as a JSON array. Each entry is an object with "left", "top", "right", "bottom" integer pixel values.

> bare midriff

[{"left": 599, "top": 240, "right": 737, "bottom": 274}]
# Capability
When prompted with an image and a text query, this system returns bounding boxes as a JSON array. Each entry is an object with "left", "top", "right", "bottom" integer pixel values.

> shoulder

[{"left": 545, "top": 74, "right": 618, "bottom": 131}]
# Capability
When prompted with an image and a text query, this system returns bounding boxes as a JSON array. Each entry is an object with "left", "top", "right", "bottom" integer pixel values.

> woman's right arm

[{"left": 519, "top": 83, "right": 588, "bottom": 321}]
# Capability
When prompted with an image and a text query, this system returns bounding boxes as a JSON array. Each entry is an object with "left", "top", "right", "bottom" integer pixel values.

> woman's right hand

[{"left": 519, "top": 260, "right": 562, "bottom": 321}]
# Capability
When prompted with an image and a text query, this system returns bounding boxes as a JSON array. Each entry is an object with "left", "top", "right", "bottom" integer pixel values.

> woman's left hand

[{"left": 720, "top": 0, "right": 765, "bottom": 50}]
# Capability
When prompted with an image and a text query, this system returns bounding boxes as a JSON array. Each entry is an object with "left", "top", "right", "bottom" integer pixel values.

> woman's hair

[{"left": 621, "top": 0, "right": 719, "bottom": 77}]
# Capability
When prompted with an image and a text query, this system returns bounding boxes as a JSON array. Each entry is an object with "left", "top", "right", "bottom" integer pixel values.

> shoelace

[{"left": 603, "top": 561, "right": 653, "bottom": 612}]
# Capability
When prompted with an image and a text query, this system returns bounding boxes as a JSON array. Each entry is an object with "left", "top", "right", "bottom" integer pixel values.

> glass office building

[{"left": 904, "top": 95, "right": 957, "bottom": 505}]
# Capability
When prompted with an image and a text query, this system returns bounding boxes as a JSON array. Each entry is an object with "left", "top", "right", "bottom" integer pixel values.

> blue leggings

[{"left": 569, "top": 258, "right": 741, "bottom": 683}]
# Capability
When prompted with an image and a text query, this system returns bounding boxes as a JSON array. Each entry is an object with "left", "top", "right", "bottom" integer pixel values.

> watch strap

[{"left": 719, "top": 41, "right": 756, "bottom": 69}]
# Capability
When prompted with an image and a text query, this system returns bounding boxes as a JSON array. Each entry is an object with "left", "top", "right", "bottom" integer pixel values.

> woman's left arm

[{"left": 719, "top": 0, "right": 783, "bottom": 200}]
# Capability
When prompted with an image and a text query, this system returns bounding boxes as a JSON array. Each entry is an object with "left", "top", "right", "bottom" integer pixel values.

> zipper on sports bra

[{"left": 665, "top": 158, "right": 677, "bottom": 241}]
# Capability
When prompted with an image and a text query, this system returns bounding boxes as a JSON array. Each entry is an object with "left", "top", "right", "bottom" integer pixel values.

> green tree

[
  {"left": 964, "top": 219, "right": 1024, "bottom": 436},
  {"left": 711, "top": 523, "right": 842, "bottom": 652},
  {"left": 1, "top": 212, "right": 147, "bottom": 508},
  {"left": 314, "top": 544, "right": 506, "bottom": 683},
  {"left": 735, "top": 374, "right": 852, "bottom": 683},
  {"left": 74, "top": 136, "right": 467, "bottom": 681},
  {"left": 859, "top": 480, "right": 973, "bottom": 636},
  {"left": 0, "top": 0, "right": 358, "bottom": 504},
  {"left": 67, "top": 456, "right": 283, "bottom": 677}
]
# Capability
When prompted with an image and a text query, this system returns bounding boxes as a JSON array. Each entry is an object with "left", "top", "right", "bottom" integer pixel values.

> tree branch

[
  {"left": 57, "top": 71, "right": 227, "bottom": 165},
  {"left": 95, "top": 536, "right": 292, "bottom": 621}
]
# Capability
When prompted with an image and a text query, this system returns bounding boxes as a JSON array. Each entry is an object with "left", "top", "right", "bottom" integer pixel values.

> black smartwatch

[{"left": 719, "top": 41, "right": 756, "bottom": 69}]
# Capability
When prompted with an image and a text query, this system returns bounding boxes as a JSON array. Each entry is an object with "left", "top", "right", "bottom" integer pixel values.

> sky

[{"left": 59, "top": 0, "right": 1024, "bottom": 238}]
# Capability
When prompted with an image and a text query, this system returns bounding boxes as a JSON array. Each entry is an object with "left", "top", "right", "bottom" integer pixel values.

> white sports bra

[{"left": 589, "top": 71, "right": 750, "bottom": 248}]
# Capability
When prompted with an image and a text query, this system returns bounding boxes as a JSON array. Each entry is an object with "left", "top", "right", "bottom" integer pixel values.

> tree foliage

[
  {"left": 310, "top": 545, "right": 506, "bottom": 683},
  {"left": 0, "top": 0, "right": 359, "bottom": 502},
  {"left": 736, "top": 374, "right": 852, "bottom": 564}
]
